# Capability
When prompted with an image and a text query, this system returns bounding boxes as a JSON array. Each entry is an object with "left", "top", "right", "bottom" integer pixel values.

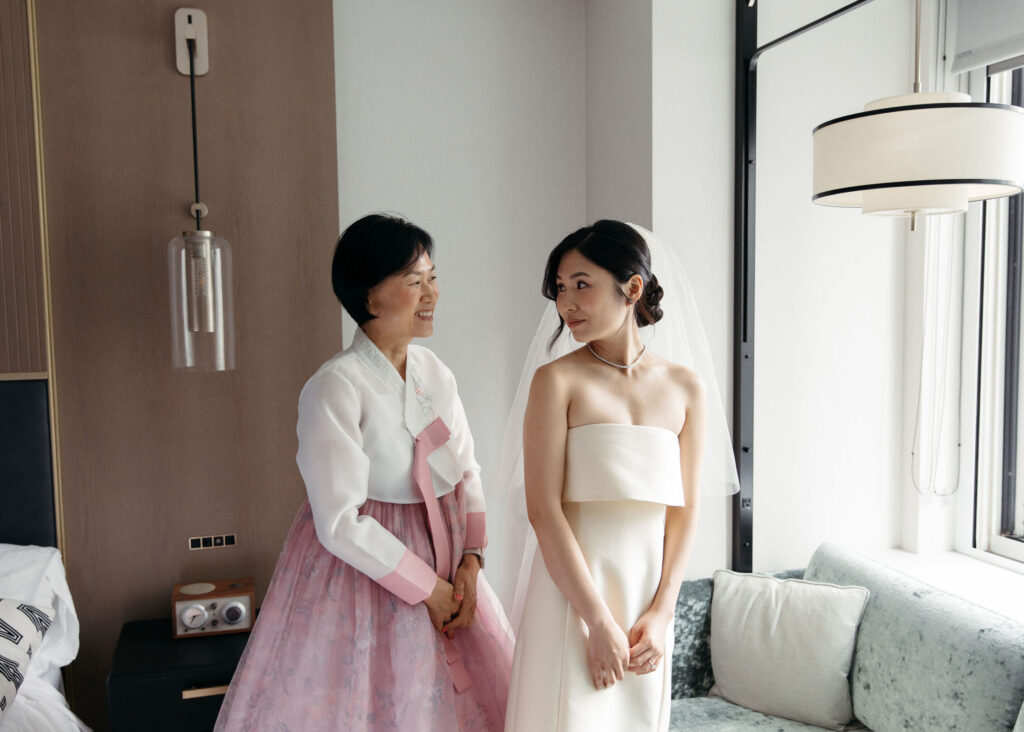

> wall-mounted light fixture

[
  {"left": 168, "top": 8, "right": 235, "bottom": 371},
  {"left": 812, "top": 0, "right": 1024, "bottom": 230}
]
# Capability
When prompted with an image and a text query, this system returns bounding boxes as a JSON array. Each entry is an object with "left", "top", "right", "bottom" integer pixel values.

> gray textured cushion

[
  {"left": 672, "top": 569, "right": 804, "bottom": 700},
  {"left": 673, "top": 577, "right": 715, "bottom": 699},
  {"left": 806, "top": 543, "right": 1024, "bottom": 732},
  {"left": 669, "top": 697, "right": 861, "bottom": 731}
]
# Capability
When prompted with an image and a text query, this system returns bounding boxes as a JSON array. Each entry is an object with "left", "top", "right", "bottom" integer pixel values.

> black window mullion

[{"left": 1000, "top": 68, "right": 1024, "bottom": 537}]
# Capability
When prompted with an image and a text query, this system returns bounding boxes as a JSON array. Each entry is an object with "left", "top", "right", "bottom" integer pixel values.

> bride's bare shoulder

[
  {"left": 531, "top": 348, "right": 588, "bottom": 388},
  {"left": 539, "top": 347, "right": 589, "bottom": 372},
  {"left": 647, "top": 352, "right": 705, "bottom": 399}
]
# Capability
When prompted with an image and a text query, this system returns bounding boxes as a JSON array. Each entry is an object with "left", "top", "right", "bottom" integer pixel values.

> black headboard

[{"left": 0, "top": 379, "right": 57, "bottom": 547}]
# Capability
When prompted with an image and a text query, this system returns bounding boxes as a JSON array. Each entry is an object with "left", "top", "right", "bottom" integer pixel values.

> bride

[{"left": 503, "top": 220, "right": 737, "bottom": 732}]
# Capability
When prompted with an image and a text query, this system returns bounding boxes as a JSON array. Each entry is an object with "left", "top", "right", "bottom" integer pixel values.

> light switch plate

[{"left": 174, "top": 8, "right": 209, "bottom": 76}]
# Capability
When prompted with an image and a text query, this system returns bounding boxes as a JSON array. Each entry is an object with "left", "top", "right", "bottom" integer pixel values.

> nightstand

[{"left": 107, "top": 617, "right": 251, "bottom": 732}]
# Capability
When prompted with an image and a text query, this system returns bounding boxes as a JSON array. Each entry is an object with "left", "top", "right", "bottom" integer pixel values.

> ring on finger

[{"left": 647, "top": 658, "right": 657, "bottom": 670}]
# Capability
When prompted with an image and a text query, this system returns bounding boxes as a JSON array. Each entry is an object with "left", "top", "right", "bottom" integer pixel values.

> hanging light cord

[{"left": 187, "top": 37, "right": 201, "bottom": 230}]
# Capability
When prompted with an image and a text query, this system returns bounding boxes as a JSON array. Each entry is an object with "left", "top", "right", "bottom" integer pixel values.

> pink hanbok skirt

[{"left": 214, "top": 492, "right": 514, "bottom": 732}]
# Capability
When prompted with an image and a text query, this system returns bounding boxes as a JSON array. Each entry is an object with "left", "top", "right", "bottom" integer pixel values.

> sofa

[{"left": 668, "top": 543, "right": 1024, "bottom": 731}]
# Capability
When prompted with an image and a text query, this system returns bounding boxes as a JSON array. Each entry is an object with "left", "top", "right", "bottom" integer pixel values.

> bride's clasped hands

[
  {"left": 626, "top": 606, "right": 671, "bottom": 676},
  {"left": 585, "top": 604, "right": 670, "bottom": 690},
  {"left": 585, "top": 612, "right": 631, "bottom": 690}
]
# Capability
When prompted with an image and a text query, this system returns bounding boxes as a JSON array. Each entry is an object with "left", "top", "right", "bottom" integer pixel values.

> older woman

[{"left": 216, "top": 214, "right": 513, "bottom": 732}]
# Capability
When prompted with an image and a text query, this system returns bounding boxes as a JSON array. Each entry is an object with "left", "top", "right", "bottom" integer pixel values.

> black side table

[{"left": 107, "top": 618, "right": 251, "bottom": 732}]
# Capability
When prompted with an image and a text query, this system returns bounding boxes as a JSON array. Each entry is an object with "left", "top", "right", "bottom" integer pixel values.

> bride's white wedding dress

[{"left": 504, "top": 422, "right": 684, "bottom": 732}]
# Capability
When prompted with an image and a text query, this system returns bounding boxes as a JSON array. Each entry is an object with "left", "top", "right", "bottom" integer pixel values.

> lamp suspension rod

[
  {"left": 749, "top": 0, "right": 877, "bottom": 71},
  {"left": 187, "top": 37, "right": 201, "bottom": 230},
  {"left": 914, "top": 0, "right": 922, "bottom": 92}
]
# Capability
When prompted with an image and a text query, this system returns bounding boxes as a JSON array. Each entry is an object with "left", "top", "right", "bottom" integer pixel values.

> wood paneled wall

[
  {"left": 33, "top": 2, "right": 340, "bottom": 728},
  {"left": 1, "top": 0, "right": 46, "bottom": 374}
]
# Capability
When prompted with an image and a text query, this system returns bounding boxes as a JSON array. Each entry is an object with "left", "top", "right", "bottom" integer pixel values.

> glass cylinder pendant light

[
  {"left": 812, "top": 0, "right": 1024, "bottom": 229},
  {"left": 169, "top": 230, "right": 234, "bottom": 370},
  {"left": 168, "top": 8, "right": 235, "bottom": 371}
]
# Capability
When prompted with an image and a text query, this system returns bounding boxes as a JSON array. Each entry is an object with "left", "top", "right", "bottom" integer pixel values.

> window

[{"left": 975, "top": 66, "right": 1024, "bottom": 563}]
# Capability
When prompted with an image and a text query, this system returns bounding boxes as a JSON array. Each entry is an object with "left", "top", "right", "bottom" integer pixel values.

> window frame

[{"left": 969, "top": 65, "right": 1024, "bottom": 566}]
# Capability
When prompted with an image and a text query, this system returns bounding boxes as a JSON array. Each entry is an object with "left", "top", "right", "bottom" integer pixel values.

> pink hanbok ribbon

[{"left": 413, "top": 416, "right": 472, "bottom": 693}]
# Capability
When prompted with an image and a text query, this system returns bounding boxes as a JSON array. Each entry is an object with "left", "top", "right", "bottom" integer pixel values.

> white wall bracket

[{"left": 175, "top": 8, "right": 209, "bottom": 76}]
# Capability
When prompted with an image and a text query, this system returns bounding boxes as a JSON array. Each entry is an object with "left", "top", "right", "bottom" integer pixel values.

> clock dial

[{"left": 181, "top": 604, "right": 208, "bottom": 629}]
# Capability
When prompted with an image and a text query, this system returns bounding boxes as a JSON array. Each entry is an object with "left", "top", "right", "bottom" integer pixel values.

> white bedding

[
  {"left": 0, "top": 544, "right": 90, "bottom": 732},
  {"left": 0, "top": 677, "right": 89, "bottom": 732}
]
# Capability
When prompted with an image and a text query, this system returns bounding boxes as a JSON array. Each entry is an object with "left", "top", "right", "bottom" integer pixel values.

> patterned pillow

[{"left": 0, "top": 598, "right": 54, "bottom": 721}]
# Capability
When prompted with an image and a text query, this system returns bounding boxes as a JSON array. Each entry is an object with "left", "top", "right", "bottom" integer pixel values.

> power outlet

[{"left": 188, "top": 533, "right": 237, "bottom": 551}]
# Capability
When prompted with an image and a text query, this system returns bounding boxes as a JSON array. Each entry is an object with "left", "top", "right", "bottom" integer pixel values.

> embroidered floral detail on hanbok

[
  {"left": 351, "top": 328, "right": 405, "bottom": 398},
  {"left": 407, "top": 358, "right": 435, "bottom": 418}
]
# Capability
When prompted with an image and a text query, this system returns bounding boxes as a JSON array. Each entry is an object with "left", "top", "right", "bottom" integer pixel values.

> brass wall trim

[
  {"left": 26, "top": 0, "right": 67, "bottom": 576},
  {"left": 27, "top": 0, "right": 72, "bottom": 710},
  {"left": 0, "top": 371, "right": 48, "bottom": 381}
]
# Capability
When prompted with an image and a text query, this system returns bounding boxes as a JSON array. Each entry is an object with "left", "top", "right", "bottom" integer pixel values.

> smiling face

[
  {"left": 555, "top": 248, "right": 635, "bottom": 342},
  {"left": 365, "top": 252, "right": 438, "bottom": 341}
]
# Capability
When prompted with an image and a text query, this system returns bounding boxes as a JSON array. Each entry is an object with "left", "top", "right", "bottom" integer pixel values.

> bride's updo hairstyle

[
  {"left": 542, "top": 220, "right": 664, "bottom": 345},
  {"left": 332, "top": 213, "right": 434, "bottom": 325}
]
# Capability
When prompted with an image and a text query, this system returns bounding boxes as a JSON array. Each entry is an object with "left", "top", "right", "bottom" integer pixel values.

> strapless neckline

[{"left": 567, "top": 422, "right": 678, "bottom": 438}]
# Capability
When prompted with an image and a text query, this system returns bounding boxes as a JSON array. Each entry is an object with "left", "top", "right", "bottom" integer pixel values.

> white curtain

[{"left": 911, "top": 215, "right": 965, "bottom": 497}]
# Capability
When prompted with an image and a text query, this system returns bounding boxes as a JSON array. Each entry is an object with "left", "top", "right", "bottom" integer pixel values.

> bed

[{"left": 0, "top": 379, "right": 90, "bottom": 732}]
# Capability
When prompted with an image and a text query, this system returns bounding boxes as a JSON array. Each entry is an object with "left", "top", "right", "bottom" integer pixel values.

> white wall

[
  {"left": 333, "top": 0, "right": 587, "bottom": 600},
  {"left": 752, "top": 0, "right": 911, "bottom": 569},
  {"left": 585, "top": 0, "right": 652, "bottom": 226}
]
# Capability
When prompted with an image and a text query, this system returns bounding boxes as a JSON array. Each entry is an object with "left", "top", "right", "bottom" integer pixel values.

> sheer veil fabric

[{"left": 496, "top": 223, "right": 740, "bottom": 631}]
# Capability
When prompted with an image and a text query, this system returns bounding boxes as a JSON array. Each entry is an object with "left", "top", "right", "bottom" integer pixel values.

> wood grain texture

[
  {"left": 0, "top": 0, "right": 46, "bottom": 373},
  {"left": 33, "top": 2, "right": 339, "bottom": 728}
]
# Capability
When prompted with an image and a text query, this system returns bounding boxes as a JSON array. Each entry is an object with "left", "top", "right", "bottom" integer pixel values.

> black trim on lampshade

[
  {"left": 813, "top": 101, "right": 1024, "bottom": 133},
  {"left": 813, "top": 177, "right": 1024, "bottom": 202}
]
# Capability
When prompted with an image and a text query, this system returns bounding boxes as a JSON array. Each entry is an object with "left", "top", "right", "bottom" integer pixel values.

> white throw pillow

[
  {"left": 709, "top": 570, "right": 869, "bottom": 730},
  {"left": 0, "top": 598, "right": 55, "bottom": 721},
  {"left": 0, "top": 544, "right": 80, "bottom": 679}
]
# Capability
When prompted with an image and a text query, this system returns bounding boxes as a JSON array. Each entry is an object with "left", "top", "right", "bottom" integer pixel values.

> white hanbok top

[{"left": 296, "top": 328, "right": 487, "bottom": 605}]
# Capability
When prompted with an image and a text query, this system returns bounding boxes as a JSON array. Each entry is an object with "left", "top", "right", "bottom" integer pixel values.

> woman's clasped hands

[
  {"left": 586, "top": 615, "right": 630, "bottom": 690},
  {"left": 587, "top": 607, "right": 669, "bottom": 690},
  {"left": 626, "top": 608, "right": 669, "bottom": 677},
  {"left": 424, "top": 554, "right": 481, "bottom": 639}
]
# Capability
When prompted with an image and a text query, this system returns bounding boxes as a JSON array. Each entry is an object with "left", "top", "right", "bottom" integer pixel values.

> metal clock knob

[{"left": 220, "top": 600, "right": 247, "bottom": 625}]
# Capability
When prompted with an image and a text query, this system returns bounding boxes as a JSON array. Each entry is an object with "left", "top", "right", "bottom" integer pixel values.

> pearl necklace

[{"left": 586, "top": 342, "right": 646, "bottom": 369}]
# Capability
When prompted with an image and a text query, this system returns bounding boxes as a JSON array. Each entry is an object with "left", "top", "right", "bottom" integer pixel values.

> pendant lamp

[
  {"left": 168, "top": 8, "right": 235, "bottom": 371},
  {"left": 812, "top": 0, "right": 1024, "bottom": 229}
]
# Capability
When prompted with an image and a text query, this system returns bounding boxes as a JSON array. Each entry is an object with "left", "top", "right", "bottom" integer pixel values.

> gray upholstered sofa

[{"left": 669, "top": 543, "right": 1024, "bottom": 731}]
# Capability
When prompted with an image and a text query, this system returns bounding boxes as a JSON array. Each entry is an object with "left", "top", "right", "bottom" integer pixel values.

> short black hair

[
  {"left": 542, "top": 219, "right": 664, "bottom": 348},
  {"left": 331, "top": 214, "right": 434, "bottom": 325}
]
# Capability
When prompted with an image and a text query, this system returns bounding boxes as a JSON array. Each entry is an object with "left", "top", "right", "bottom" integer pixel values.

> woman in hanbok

[
  {"left": 216, "top": 213, "right": 513, "bottom": 732},
  {"left": 502, "top": 221, "right": 738, "bottom": 732}
]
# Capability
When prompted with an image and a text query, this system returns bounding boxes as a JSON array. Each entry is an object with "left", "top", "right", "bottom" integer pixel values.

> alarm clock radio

[{"left": 172, "top": 577, "right": 254, "bottom": 639}]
